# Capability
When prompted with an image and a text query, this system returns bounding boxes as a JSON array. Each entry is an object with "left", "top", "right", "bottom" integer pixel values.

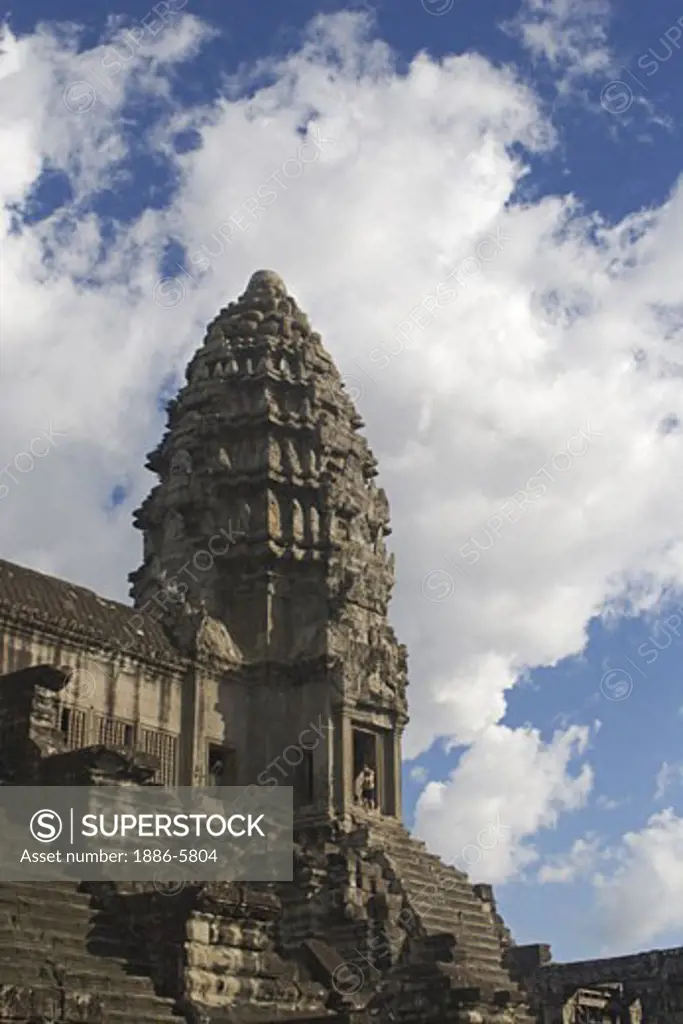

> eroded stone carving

[
  {"left": 170, "top": 448, "right": 192, "bottom": 476},
  {"left": 163, "top": 510, "right": 184, "bottom": 544},
  {"left": 268, "top": 492, "right": 281, "bottom": 535},
  {"left": 292, "top": 498, "right": 305, "bottom": 541}
]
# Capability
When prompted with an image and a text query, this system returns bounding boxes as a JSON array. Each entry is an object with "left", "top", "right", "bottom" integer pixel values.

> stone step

[
  {"left": 438, "top": 961, "right": 523, "bottom": 993},
  {"left": 2, "top": 887, "right": 112, "bottom": 909},
  {"left": 0, "top": 930, "right": 140, "bottom": 965},
  {"left": 398, "top": 887, "right": 486, "bottom": 916},
  {"left": 432, "top": 956, "right": 509, "bottom": 985},
  {"left": 0, "top": 894, "right": 94, "bottom": 916},
  {"left": 400, "top": 930, "right": 505, "bottom": 972},
  {"left": 0, "top": 909, "right": 125, "bottom": 937},
  {"left": 0, "top": 878, "right": 182, "bottom": 1021},
  {"left": 0, "top": 883, "right": 93, "bottom": 908},
  {"left": 399, "top": 889, "right": 499, "bottom": 924},
  {"left": 413, "top": 929, "right": 503, "bottom": 960},
  {"left": 391, "top": 859, "right": 477, "bottom": 891},
  {"left": 0, "top": 961, "right": 161, "bottom": 991},
  {"left": 0, "top": 888, "right": 93, "bottom": 913},
  {"left": 0, "top": 979, "right": 178, "bottom": 1015},
  {"left": 376, "top": 851, "right": 502, "bottom": 907},
  {"left": 0, "top": 989, "right": 180, "bottom": 1024},
  {"left": 0, "top": 920, "right": 130, "bottom": 955},
  {"left": 434, "top": 870, "right": 491, "bottom": 895},
  {"left": 100, "top": 1007, "right": 182, "bottom": 1022},
  {"left": 434, "top": 911, "right": 500, "bottom": 938},
  {"left": 378, "top": 843, "right": 443, "bottom": 866},
  {"left": 0, "top": 919, "right": 143, "bottom": 958},
  {"left": 374, "top": 839, "right": 522, "bottom": 994},
  {"left": 402, "top": 885, "right": 499, "bottom": 926},
  {"left": 397, "top": 886, "right": 503, "bottom": 934},
  {"left": 416, "top": 910, "right": 503, "bottom": 944},
  {"left": 372, "top": 830, "right": 454, "bottom": 857},
  {"left": 416, "top": 921, "right": 507, "bottom": 961},
  {"left": 0, "top": 924, "right": 150, "bottom": 964},
  {"left": 383, "top": 850, "right": 475, "bottom": 880},
  {"left": 440, "top": 940, "right": 503, "bottom": 968},
  {"left": 389, "top": 842, "right": 444, "bottom": 862},
  {"left": 384, "top": 855, "right": 488, "bottom": 891}
]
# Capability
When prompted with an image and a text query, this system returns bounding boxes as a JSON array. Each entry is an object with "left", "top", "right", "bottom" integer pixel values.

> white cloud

[
  {"left": 538, "top": 834, "right": 604, "bottom": 883},
  {"left": 654, "top": 761, "right": 683, "bottom": 801},
  {"left": 412, "top": 724, "right": 594, "bottom": 883},
  {"left": 505, "top": 0, "right": 613, "bottom": 83},
  {"left": 5, "top": 10, "right": 683, "bottom": 943},
  {"left": 595, "top": 809, "right": 683, "bottom": 950},
  {"left": 596, "top": 794, "right": 628, "bottom": 811}
]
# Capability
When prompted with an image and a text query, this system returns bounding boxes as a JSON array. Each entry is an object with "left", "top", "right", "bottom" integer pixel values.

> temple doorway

[
  {"left": 351, "top": 725, "right": 397, "bottom": 816},
  {"left": 561, "top": 986, "right": 641, "bottom": 1024},
  {"left": 353, "top": 728, "right": 378, "bottom": 810},
  {"left": 207, "top": 743, "right": 237, "bottom": 786}
]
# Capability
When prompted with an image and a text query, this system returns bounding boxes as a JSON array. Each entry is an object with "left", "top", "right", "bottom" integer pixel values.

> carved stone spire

[{"left": 129, "top": 271, "right": 407, "bottom": 721}]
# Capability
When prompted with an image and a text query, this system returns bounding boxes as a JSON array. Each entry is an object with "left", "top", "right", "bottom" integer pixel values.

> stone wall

[
  {"left": 0, "top": 622, "right": 189, "bottom": 784},
  {"left": 85, "top": 879, "right": 333, "bottom": 1021},
  {"left": 207, "top": 658, "right": 334, "bottom": 799},
  {"left": 521, "top": 947, "right": 683, "bottom": 1024}
]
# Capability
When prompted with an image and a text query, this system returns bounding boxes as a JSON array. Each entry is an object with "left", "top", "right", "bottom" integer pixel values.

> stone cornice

[
  {"left": 0, "top": 604, "right": 188, "bottom": 676},
  {"left": 534, "top": 945, "right": 683, "bottom": 991}
]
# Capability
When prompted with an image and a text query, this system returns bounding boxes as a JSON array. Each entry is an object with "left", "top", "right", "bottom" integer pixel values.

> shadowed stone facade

[
  {"left": 0, "top": 271, "right": 678, "bottom": 1023},
  {"left": 507, "top": 944, "right": 683, "bottom": 1024}
]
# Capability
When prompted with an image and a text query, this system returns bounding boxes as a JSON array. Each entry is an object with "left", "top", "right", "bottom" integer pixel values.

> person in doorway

[
  {"left": 209, "top": 757, "right": 224, "bottom": 786},
  {"left": 355, "top": 764, "right": 377, "bottom": 809}
]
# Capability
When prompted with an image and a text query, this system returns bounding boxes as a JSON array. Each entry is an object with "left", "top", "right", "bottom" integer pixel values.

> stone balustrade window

[
  {"left": 140, "top": 725, "right": 178, "bottom": 786},
  {"left": 54, "top": 705, "right": 178, "bottom": 786},
  {"left": 58, "top": 705, "right": 88, "bottom": 748},
  {"left": 95, "top": 712, "right": 134, "bottom": 748}
]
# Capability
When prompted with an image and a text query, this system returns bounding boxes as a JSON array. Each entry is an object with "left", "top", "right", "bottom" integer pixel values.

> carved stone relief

[
  {"left": 291, "top": 499, "right": 305, "bottom": 542},
  {"left": 164, "top": 510, "right": 185, "bottom": 545},
  {"left": 284, "top": 439, "right": 301, "bottom": 475},
  {"left": 268, "top": 493, "right": 281, "bottom": 536},
  {"left": 310, "top": 506, "right": 320, "bottom": 544},
  {"left": 170, "top": 448, "right": 192, "bottom": 477},
  {"left": 269, "top": 439, "right": 282, "bottom": 471}
]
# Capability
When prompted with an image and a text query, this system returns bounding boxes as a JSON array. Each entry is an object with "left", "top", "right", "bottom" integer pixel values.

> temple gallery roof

[{"left": 0, "top": 557, "right": 182, "bottom": 666}]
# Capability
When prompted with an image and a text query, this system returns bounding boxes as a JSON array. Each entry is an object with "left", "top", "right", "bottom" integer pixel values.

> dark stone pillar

[
  {"left": 504, "top": 942, "right": 553, "bottom": 984},
  {"left": 0, "top": 663, "right": 72, "bottom": 781}
]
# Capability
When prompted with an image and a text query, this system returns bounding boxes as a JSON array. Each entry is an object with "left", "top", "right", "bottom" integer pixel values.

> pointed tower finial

[{"left": 247, "top": 269, "right": 287, "bottom": 294}]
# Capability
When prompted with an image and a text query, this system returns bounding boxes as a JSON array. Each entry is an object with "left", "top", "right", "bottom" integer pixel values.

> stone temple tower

[
  {"left": 0, "top": 270, "right": 536, "bottom": 1023},
  {"left": 129, "top": 270, "right": 408, "bottom": 825}
]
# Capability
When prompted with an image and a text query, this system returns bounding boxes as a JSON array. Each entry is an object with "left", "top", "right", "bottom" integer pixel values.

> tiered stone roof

[
  {"left": 128, "top": 271, "right": 406, "bottom": 713},
  {"left": 131, "top": 269, "right": 390, "bottom": 575},
  {"left": 0, "top": 557, "right": 182, "bottom": 666}
]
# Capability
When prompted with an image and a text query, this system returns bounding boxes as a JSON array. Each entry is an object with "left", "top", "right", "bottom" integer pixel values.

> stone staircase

[
  {"left": 281, "top": 817, "right": 537, "bottom": 1022},
  {"left": 0, "top": 880, "right": 181, "bottom": 1022},
  {"left": 360, "top": 815, "right": 535, "bottom": 1012}
]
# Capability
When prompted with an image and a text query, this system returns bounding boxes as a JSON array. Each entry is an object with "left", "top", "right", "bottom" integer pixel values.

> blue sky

[{"left": 4, "top": 0, "right": 683, "bottom": 965}]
